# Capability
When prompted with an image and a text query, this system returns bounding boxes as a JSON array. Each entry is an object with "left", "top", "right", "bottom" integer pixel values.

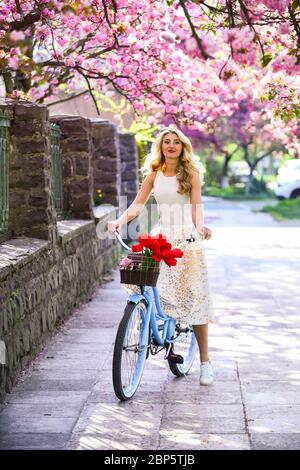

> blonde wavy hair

[{"left": 141, "top": 125, "right": 203, "bottom": 195}]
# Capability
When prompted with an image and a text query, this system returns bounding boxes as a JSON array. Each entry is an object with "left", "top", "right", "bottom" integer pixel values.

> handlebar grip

[{"left": 114, "top": 230, "right": 132, "bottom": 251}]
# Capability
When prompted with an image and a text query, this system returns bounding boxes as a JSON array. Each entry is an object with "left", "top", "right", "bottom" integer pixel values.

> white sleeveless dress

[
  {"left": 122, "top": 170, "right": 215, "bottom": 325},
  {"left": 150, "top": 171, "right": 215, "bottom": 325}
]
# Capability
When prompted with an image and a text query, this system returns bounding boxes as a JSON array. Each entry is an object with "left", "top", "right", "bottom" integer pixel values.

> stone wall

[
  {"left": 0, "top": 101, "right": 140, "bottom": 403},
  {"left": 0, "top": 207, "right": 119, "bottom": 402},
  {"left": 119, "top": 132, "right": 139, "bottom": 206},
  {"left": 6, "top": 102, "right": 57, "bottom": 243},
  {"left": 91, "top": 119, "right": 121, "bottom": 207},
  {"left": 50, "top": 115, "right": 94, "bottom": 220}
]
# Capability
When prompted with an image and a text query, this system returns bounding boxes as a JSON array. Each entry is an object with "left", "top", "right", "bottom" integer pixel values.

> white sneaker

[{"left": 200, "top": 361, "right": 214, "bottom": 386}]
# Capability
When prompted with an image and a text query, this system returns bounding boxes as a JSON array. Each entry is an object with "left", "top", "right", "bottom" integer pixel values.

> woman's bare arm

[
  {"left": 190, "top": 170, "right": 212, "bottom": 240},
  {"left": 190, "top": 170, "right": 204, "bottom": 236},
  {"left": 107, "top": 172, "right": 156, "bottom": 232}
]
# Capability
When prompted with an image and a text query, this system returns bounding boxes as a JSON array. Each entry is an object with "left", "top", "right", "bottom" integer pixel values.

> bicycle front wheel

[
  {"left": 113, "top": 300, "right": 149, "bottom": 401},
  {"left": 168, "top": 324, "right": 197, "bottom": 377}
]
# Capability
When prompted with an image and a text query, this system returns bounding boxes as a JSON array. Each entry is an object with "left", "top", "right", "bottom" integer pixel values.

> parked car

[{"left": 275, "top": 159, "right": 300, "bottom": 199}]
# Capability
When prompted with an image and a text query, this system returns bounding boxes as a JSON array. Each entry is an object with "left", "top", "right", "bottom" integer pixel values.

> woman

[{"left": 108, "top": 125, "right": 215, "bottom": 385}]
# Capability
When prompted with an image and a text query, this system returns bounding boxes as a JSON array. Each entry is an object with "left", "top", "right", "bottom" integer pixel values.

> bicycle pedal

[{"left": 168, "top": 353, "right": 184, "bottom": 364}]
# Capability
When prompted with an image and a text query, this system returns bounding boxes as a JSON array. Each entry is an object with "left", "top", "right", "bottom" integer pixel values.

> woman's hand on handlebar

[{"left": 107, "top": 220, "right": 120, "bottom": 233}]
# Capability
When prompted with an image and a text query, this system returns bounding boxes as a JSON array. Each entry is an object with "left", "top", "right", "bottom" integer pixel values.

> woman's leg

[
  {"left": 193, "top": 324, "right": 209, "bottom": 362},
  {"left": 193, "top": 323, "right": 213, "bottom": 385}
]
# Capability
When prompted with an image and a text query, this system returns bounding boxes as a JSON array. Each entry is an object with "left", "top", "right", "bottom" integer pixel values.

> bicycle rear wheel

[
  {"left": 113, "top": 300, "right": 149, "bottom": 401},
  {"left": 168, "top": 324, "right": 197, "bottom": 377}
]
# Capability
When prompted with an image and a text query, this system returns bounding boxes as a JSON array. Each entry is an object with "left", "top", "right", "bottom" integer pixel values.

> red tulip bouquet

[{"left": 119, "top": 233, "right": 184, "bottom": 286}]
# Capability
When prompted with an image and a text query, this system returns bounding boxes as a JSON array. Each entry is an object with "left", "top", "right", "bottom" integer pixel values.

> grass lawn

[
  {"left": 259, "top": 198, "right": 300, "bottom": 220},
  {"left": 204, "top": 186, "right": 275, "bottom": 201}
]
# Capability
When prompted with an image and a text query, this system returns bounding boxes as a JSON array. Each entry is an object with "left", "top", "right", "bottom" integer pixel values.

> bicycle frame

[
  {"left": 113, "top": 229, "right": 179, "bottom": 349},
  {"left": 128, "top": 286, "right": 176, "bottom": 349},
  {"left": 112, "top": 230, "right": 197, "bottom": 399}
]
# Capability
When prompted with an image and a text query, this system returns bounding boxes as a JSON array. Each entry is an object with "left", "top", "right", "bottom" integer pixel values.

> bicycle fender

[{"left": 128, "top": 293, "right": 147, "bottom": 305}]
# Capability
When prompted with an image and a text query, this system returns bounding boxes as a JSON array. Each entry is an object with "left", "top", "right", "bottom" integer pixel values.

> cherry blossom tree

[
  {"left": 167, "top": 1, "right": 300, "bottom": 121},
  {"left": 0, "top": 0, "right": 299, "bottom": 139},
  {"left": 173, "top": 97, "right": 293, "bottom": 191}
]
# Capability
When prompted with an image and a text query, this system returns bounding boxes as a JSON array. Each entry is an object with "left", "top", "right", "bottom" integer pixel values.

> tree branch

[
  {"left": 288, "top": 4, "right": 300, "bottom": 48},
  {"left": 47, "top": 90, "right": 90, "bottom": 107},
  {"left": 101, "top": 0, "right": 112, "bottom": 28},
  {"left": 226, "top": 0, "right": 235, "bottom": 27},
  {"left": 15, "top": 0, "right": 23, "bottom": 15},
  {"left": 178, "top": 0, "right": 213, "bottom": 60},
  {"left": 2, "top": 71, "right": 14, "bottom": 94},
  {"left": 238, "top": 0, "right": 265, "bottom": 56},
  {"left": 8, "top": 11, "right": 41, "bottom": 31},
  {"left": 77, "top": 70, "right": 100, "bottom": 115},
  {"left": 200, "top": 2, "right": 224, "bottom": 14}
]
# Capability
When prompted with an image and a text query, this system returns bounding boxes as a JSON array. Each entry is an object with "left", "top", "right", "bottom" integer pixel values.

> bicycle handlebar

[
  {"left": 114, "top": 230, "right": 203, "bottom": 252},
  {"left": 114, "top": 230, "right": 132, "bottom": 251}
]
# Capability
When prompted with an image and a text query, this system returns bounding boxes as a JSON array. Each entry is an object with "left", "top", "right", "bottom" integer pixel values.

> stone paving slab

[
  {"left": 7, "top": 377, "right": 96, "bottom": 392},
  {"left": 164, "top": 378, "right": 242, "bottom": 405},
  {"left": 87, "top": 370, "right": 169, "bottom": 400},
  {"left": 51, "top": 328, "right": 117, "bottom": 343},
  {"left": 21, "top": 367, "right": 107, "bottom": 381},
  {"left": 68, "top": 401, "right": 164, "bottom": 451},
  {"left": 160, "top": 404, "right": 245, "bottom": 434},
  {"left": 245, "top": 404, "right": 300, "bottom": 434},
  {"left": 242, "top": 382, "right": 300, "bottom": 406},
  {"left": 24, "top": 352, "right": 111, "bottom": 371},
  {"left": 160, "top": 416, "right": 246, "bottom": 435},
  {"left": 67, "top": 432, "right": 251, "bottom": 451},
  {"left": 87, "top": 391, "right": 167, "bottom": 405},
  {"left": 44, "top": 339, "right": 116, "bottom": 354},
  {"left": 159, "top": 432, "right": 251, "bottom": 450},
  {"left": 5, "top": 389, "right": 90, "bottom": 405},
  {"left": 66, "top": 432, "right": 159, "bottom": 451},
  {"left": 0, "top": 401, "right": 88, "bottom": 419},
  {"left": 250, "top": 433, "right": 300, "bottom": 450},
  {"left": 0, "top": 416, "right": 77, "bottom": 434},
  {"left": 238, "top": 362, "right": 300, "bottom": 381},
  {"left": 0, "top": 433, "right": 68, "bottom": 450}
]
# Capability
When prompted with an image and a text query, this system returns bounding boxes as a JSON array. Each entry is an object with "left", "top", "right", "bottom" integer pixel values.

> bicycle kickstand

[
  {"left": 164, "top": 342, "right": 172, "bottom": 360},
  {"left": 164, "top": 342, "right": 184, "bottom": 364}
]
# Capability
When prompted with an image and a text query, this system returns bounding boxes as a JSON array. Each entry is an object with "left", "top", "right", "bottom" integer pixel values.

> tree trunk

[
  {"left": 3, "top": 72, "right": 14, "bottom": 94},
  {"left": 221, "top": 154, "right": 231, "bottom": 189},
  {"left": 244, "top": 149, "right": 272, "bottom": 194},
  {"left": 245, "top": 165, "right": 256, "bottom": 194}
]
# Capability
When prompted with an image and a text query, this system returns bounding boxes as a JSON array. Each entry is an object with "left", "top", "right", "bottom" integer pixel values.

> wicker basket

[{"left": 119, "top": 252, "right": 160, "bottom": 286}]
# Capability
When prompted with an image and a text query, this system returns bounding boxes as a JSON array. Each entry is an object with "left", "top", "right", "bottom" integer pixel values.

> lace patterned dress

[{"left": 123, "top": 170, "right": 215, "bottom": 325}]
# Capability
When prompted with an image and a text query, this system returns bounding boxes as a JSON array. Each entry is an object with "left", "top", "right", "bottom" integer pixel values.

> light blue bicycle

[{"left": 112, "top": 230, "right": 197, "bottom": 401}]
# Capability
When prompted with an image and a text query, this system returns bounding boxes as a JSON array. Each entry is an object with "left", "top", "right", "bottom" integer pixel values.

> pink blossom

[
  {"left": 278, "top": 22, "right": 291, "bottom": 35},
  {"left": 185, "top": 37, "right": 197, "bottom": 52},
  {"left": 11, "top": 90, "right": 22, "bottom": 98},
  {"left": 10, "top": 31, "right": 25, "bottom": 42},
  {"left": 262, "top": 0, "right": 290, "bottom": 13},
  {"left": 272, "top": 54, "right": 300, "bottom": 73},
  {"left": 119, "top": 258, "right": 134, "bottom": 268},
  {"left": 8, "top": 56, "right": 18, "bottom": 70},
  {"left": 57, "top": 36, "right": 68, "bottom": 47},
  {"left": 65, "top": 57, "right": 76, "bottom": 67}
]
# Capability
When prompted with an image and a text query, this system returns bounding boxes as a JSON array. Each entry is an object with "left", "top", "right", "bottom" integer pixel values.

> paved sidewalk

[{"left": 0, "top": 199, "right": 300, "bottom": 450}]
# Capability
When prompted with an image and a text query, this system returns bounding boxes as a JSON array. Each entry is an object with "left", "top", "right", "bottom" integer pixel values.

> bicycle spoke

[
  {"left": 120, "top": 304, "right": 145, "bottom": 392},
  {"left": 168, "top": 323, "right": 197, "bottom": 376}
]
